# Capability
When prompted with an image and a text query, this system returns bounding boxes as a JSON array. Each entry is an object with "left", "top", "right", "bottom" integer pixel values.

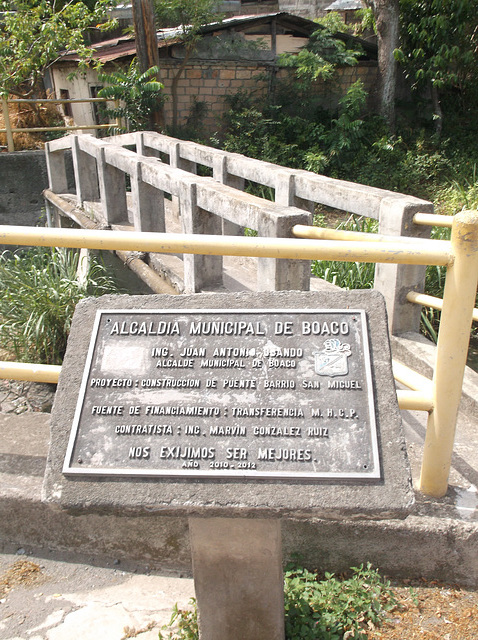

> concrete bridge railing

[
  {"left": 45, "top": 133, "right": 311, "bottom": 295},
  {"left": 45, "top": 132, "right": 434, "bottom": 334}
]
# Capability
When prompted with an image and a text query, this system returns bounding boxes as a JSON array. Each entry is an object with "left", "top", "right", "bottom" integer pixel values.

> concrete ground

[{"left": 0, "top": 548, "right": 194, "bottom": 640}]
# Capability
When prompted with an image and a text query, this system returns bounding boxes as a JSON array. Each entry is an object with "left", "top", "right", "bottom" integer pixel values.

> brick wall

[
  {"left": 159, "top": 59, "right": 378, "bottom": 133},
  {"left": 160, "top": 61, "right": 272, "bottom": 133}
]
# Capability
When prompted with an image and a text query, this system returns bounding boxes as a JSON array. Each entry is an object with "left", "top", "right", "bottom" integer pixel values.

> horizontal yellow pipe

[
  {"left": 413, "top": 213, "right": 453, "bottom": 228},
  {"left": 392, "top": 359, "right": 433, "bottom": 394},
  {"left": 396, "top": 389, "right": 434, "bottom": 412},
  {"left": 6, "top": 98, "right": 109, "bottom": 104},
  {"left": 407, "top": 290, "right": 478, "bottom": 322},
  {"left": 0, "top": 226, "right": 452, "bottom": 266},
  {"left": 293, "top": 224, "right": 449, "bottom": 248},
  {"left": 0, "top": 361, "right": 61, "bottom": 384}
]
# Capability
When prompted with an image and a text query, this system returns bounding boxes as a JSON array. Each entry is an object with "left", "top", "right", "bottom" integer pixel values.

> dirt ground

[{"left": 368, "top": 578, "right": 478, "bottom": 639}]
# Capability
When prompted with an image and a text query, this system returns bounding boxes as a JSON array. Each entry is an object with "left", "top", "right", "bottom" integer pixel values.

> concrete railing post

[
  {"left": 45, "top": 142, "right": 69, "bottom": 194},
  {"left": 375, "top": 198, "right": 434, "bottom": 334},
  {"left": 419, "top": 210, "right": 478, "bottom": 497},
  {"left": 179, "top": 180, "right": 223, "bottom": 293},
  {"left": 275, "top": 171, "right": 314, "bottom": 214},
  {"left": 257, "top": 209, "right": 312, "bottom": 291},
  {"left": 96, "top": 146, "right": 128, "bottom": 225},
  {"left": 131, "top": 159, "right": 165, "bottom": 233},
  {"left": 213, "top": 155, "right": 245, "bottom": 237},
  {"left": 71, "top": 136, "right": 100, "bottom": 206},
  {"left": 170, "top": 142, "right": 198, "bottom": 221},
  {"left": 135, "top": 131, "right": 160, "bottom": 158}
]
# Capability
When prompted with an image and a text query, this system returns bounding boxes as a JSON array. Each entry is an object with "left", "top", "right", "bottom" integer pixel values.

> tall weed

[
  {"left": 284, "top": 563, "right": 396, "bottom": 639},
  {"left": 311, "top": 215, "right": 377, "bottom": 290},
  {"left": 0, "top": 247, "right": 121, "bottom": 364}
]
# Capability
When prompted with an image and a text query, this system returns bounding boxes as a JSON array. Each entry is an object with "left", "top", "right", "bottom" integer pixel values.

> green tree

[
  {"left": 278, "top": 22, "right": 363, "bottom": 88},
  {"left": 98, "top": 60, "right": 163, "bottom": 131},
  {"left": 0, "top": 0, "right": 116, "bottom": 98},
  {"left": 153, "top": 0, "right": 221, "bottom": 132},
  {"left": 395, "top": 0, "right": 478, "bottom": 135}
]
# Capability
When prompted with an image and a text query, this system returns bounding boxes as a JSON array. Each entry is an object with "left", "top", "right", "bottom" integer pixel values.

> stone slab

[{"left": 42, "top": 290, "right": 413, "bottom": 519}]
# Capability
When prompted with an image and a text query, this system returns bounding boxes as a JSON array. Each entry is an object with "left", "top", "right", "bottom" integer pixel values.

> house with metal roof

[{"left": 47, "top": 12, "right": 377, "bottom": 133}]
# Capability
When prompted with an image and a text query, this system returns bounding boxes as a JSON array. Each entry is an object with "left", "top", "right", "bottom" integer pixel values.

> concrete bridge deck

[{"left": 1, "top": 133, "right": 477, "bottom": 637}]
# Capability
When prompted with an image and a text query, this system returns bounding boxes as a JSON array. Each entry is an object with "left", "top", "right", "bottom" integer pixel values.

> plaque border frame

[{"left": 62, "top": 308, "right": 381, "bottom": 480}]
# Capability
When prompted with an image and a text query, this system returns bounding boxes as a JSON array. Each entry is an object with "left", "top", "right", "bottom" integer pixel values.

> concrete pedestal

[{"left": 189, "top": 517, "right": 285, "bottom": 640}]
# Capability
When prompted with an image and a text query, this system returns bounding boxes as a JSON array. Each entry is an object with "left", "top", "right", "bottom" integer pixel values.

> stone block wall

[
  {"left": 160, "top": 61, "right": 271, "bottom": 133},
  {"left": 160, "top": 60, "right": 378, "bottom": 133}
]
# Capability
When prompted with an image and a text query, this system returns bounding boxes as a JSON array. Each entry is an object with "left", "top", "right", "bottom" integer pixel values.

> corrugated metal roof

[
  {"left": 325, "top": 0, "right": 363, "bottom": 10},
  {"left": 57, "top": 12, "right": 376, "bottom": 64}
]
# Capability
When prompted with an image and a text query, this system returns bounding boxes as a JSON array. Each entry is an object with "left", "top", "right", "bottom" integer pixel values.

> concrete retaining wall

[
  {"left": 0, "top": 150, "right": 48, "bottom": 231},
  {"left": 0, "top": 149, "right": 74, "bottom": 251}
]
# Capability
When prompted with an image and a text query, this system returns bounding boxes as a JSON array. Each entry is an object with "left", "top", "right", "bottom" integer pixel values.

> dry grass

[
  {"left": 0, "top": 95, "right": 65, "bottom": 151},
  {"left": 369, "top": 579, "right": 478, "bottom": 639},
  {"left": 0, "top": 560, "right": 45, "bottom": 597}
]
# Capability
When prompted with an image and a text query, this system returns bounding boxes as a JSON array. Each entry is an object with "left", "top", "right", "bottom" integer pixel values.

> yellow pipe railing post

[
  {"left": 1, "top": 97, "right": 14, "bottom": 152},
  {"left": 419, "top": 210, "right": 478, "bottom": 497},
  {"left": 114, "top": 100, "right": 122, "bottom": 130}
]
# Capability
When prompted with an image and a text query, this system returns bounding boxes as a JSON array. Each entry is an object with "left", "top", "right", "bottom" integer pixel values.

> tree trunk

[
  {"left": 171, "top": 46, "right": 193, "bottom": 133},
  {"left": 131, "top": 0, "right": 164, "bottom": 130},
  {"left": 366, "top": 0, "right": 400, "bottom": 130}
]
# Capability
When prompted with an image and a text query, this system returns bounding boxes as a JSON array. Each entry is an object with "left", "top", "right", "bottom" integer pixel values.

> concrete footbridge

[{"left": 0, "top": 132, "right": 477, "bottom": 599}]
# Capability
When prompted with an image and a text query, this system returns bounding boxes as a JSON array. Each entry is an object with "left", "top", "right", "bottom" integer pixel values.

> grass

[
  {"left": 0, "top": 247, "right": 122, "bottom": 365},
  {"left": 311, "top": 214, "right": 377, "bottom": 290}
]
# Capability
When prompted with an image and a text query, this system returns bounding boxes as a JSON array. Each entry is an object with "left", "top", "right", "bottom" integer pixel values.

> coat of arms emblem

[{"left": 314, "top": 339, "right": 351, "bottom": 377}]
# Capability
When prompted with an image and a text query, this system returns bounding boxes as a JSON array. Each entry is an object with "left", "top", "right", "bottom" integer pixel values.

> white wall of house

[
  {"left": 50, "top": 66, "right": 107, "bottom": 134},
  {"left": 278, "top": 0, "right": 331, "bottom": 18}
]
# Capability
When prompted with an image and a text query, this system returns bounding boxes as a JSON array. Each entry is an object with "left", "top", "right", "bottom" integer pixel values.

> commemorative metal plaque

[{"left": 63, "top": 309, "right": 381, "bottom": 480}]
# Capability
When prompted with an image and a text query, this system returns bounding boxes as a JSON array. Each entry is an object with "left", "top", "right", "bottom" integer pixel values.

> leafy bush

[
  {"left": 284, "top": 563, "right": 396, "bottom": 639},
  {"left": 0, "top": 247, "right": 121, "bottom": 365},
  {"left": 158, "top": 564, "right": 396, "bottom": 640},
  {"left": 98, "top": 60, "right": 163, "bottom": 132},
  {"left": 221, "top": 80, "right": 370, "bottom": 175}
]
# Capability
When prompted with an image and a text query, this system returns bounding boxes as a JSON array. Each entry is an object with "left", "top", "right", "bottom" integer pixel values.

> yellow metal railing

[
  {"left": 1, "top": 97, "right": 120, "bottom": 151},
  {"left": 0, "top": 211, "right": 477, "bottom": 498},
  {"left": 0, "top": 361, "right": 61, "bottom": 384}
]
